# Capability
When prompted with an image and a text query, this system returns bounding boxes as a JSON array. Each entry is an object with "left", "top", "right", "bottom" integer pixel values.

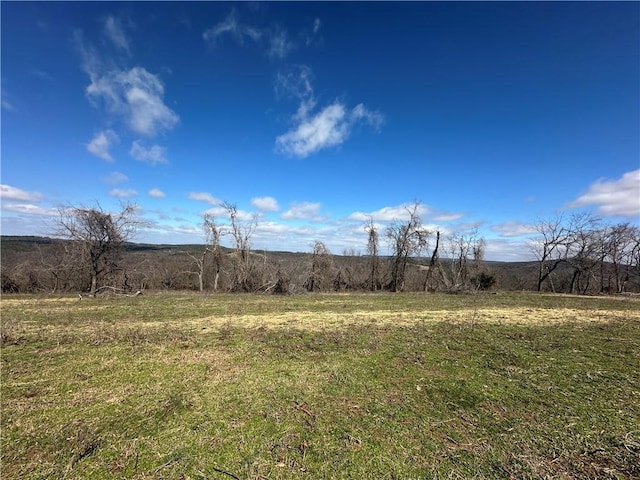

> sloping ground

[{"left": 2, "top": 293, "right": 639, "bottom": 479}]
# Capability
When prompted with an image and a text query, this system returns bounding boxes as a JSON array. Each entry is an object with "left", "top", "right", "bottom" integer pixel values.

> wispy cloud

[
  {"left": 268, "top": 27, "right": 294, "bottom": 59},
  {"left": 103, "top": 171, "right": 129, "bottom": 185},
  {"left": 0, "top": 184, "right": 43, "bottom": 202},
  {"left": 1, "top": 203, "right": 56, "bottom": 216},
  {"left": 30, "top": 68, "right": 54, "bottom": 81},
  {"left": 87, "top": 129, "right": 119, "bottom": 162},
  {"left": 109, "top": 188, "right": 138, "bottom": 198},
  {"left": 568, "top": 169, "right": 640, "bottom": 217},
  {"left": 251, "top": 196, "right": 279, "bottom": 212},
  {"left": 490, "top": 221, "right": 536, "bottom": 237},
  {"left": 1, "top": 89, "right": 15, "bottom": 111},
  {"left": 203, "top": 10, "right": 262, "bottom": 46},
  {"left": 275, "top": 65, "right": 316, "bottom": 121},
  {"left": 203, "top": 9, "right": 306, "bottom": 60},
  {"left": 148, "top": 188, "right": 166, "bottom": 198},
  {"left": 188, "top": 192, "right": 220, "bottom": 206},
  {"left": 130, "top": 140, "right": 167, "bottom": 165},
  {"left": 275, "top": 67, "right": 383, "bottom": 158},
  {"left": 103, "top": 16, "right": 130, "bottom": 54},
  {"left": 281, "top": 202, "right": 324, "bottom": 221},
  {"left": 432, "top": 212, "right": 465, "bottom": 222}
]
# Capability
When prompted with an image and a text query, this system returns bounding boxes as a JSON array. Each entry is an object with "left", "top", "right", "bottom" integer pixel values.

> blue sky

[{"left": 1, "top": 1, "right": 638, "bottom": 261}]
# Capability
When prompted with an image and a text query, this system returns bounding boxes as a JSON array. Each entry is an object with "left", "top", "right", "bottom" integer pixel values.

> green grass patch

[{"left": 2, "top": 292, "right": 639, "bottom": 479}]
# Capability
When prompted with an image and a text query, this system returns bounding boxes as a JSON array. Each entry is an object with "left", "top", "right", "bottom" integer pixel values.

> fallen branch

[{"left": 211, "top": 466, "right": 241, "bottom": 480}]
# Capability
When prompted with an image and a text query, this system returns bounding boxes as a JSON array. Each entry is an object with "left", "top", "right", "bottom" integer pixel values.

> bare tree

[
  {"left": 181, "top": 214, "right": 223, "bottom": 292},
  {"left": 365, "top": 217, "right": 381, "bottom": 291},
  {"left": 531, "top": 214, "right": 571, "bottom": 292},
  {"left": 222, "top": 202, "right": 259, "bottom": 291},
  {"left": 54, "top": 203, "right": 140, "bottom": 294},
  {"left": 423, "top": 230, "right": 441, "bottom": 292},
  {"left": 181, "top": 248, "right": 207, "bottom": 292},
  {"left": 386, "top": 201, "right": 429, "bottom": 292},
  {"left": 436, "top": 229, "right": 486, "bottom": 292},
  {"left": 563, "top": 213, "right": 602, "bottom": 294},
  {"left": 602, "top": 223, "right": 637, "bottom": 293},
  {"left": 205, "top": 214, "right": 223, "bottom": 291},
  {"left": 304, "top": 241, "right": 336, "bottom": 292}
]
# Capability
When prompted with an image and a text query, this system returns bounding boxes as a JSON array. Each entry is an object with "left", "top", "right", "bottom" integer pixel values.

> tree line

[{"left": 1, "top": 202, "right": 639, "bottom": 295}]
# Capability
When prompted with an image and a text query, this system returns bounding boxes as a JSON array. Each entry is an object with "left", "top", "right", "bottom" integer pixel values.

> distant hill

[{"left": 1, "top": 236, "right": 636, "bottom": 294}]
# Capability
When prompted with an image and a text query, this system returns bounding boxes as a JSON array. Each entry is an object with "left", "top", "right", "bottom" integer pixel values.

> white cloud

[
  {"left": 432, "top": 212, "right": 465, "bottom": 222},
  {"left": 1, "top": 203, "right": 56, "bottom": 216},
  {"left": 348, "top": 203, "right": 430, "bottom": 222},
  {"left": 490, "top": 221, "right": 536, "bottom": 238},
  {"left": 103, "top": 171, "right": 129, "bottom": 185},
  {"left": 130, "top": 140, "right": 167, "bottom": 165},
  {"left": 568, "top": 169, "right": 640, "bottom": 217},
  {"left": 0, "top": 184, "right": 43, "bottom": 202},
  {"left": 281, "top": 202, "right": 324, "bottom": 221},
  {"left": 203, "top": 10, "right": 262, "bottom": 46},
  {"left": 121, "top": 68, "right": 179, "bottom": 136},
  {"left": 483, "top": 237, "right": 537, "bottom": 262},
  {"left": 275, "top": 103, "right": 346, "bottom": 157},
  {"left": 275, "top": 66, "right": 383, "bottom": 158},
  {"left": 109, "top": 188, "right": 138, "bottom": 198},
  {"left": 188, "top": 192, "right": 220, "bottom": 206},
  {"left": 104, "top": 16, "right": 130, "bottom": 54},
  {"left": 251, "top": 196, "right": 279, "bottom": 212},
  {"left": 275, "top": 74, "right": 383, "bottom": 158},
  {"left": 149, "top": 188, "right": 166, "bottom": 198},
  {"left": 83, "top": 60, "right": 179, "bottom": 137},
  {"left": 87, "top": 129, "right": 119, "bottom": 162},
  {"left": 313, "top": 18, "right": 321, "bottom": 34}
]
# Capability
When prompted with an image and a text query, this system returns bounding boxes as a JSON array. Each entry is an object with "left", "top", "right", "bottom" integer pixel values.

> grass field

[{"left": 1, "top": 292, "right": 639, "bottom": 479}]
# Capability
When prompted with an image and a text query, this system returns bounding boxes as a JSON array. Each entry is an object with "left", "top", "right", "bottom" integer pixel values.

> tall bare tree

[
  {"left": 386, "top": 201, "right": 429, "bottom": 292},
  {"left": 602, "top": 223, "right": 637, "bottom": 293},
  {"left": 181, "top": 214, "right": 223, "bottom": 292},
  {"left": 54, "top": 203, "right": 140, "bottom": 294},
  {"left": 222, "top": 202, "right": 258, "bottom": 291},
  {"left": 531, "top": 214, "right": 570, "bottom": 292},
  {"left": 564, "top": 213, "right": 602, "bottom": 294},
  {"left": 436, "top": 229, "right": 486, "bottom": 292},
  {"left": 365, "top": 217, "right": 381, "bottom": 291}
]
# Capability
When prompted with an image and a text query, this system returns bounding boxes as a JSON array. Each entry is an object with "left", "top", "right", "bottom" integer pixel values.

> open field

[{"left": 2, "top": 292, "right": 639, "bottom": 479}]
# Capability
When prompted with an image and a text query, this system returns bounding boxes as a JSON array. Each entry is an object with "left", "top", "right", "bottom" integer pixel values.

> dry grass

[{"left": 1, "top": 292, "right": 639, "bottom": 479}]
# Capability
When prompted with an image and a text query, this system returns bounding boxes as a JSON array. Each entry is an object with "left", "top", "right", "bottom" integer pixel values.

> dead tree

[
  {"left": 386, "top": 201, "right": 429, "bottom": 292},
  {"left": 423, "top": 230, "right": 440, "bottom": 292},
  {"left": 436, "top": 229, "right": 485, "bottom": 292},
  {"left": 531, "top": 214, "right": 571, "bottom": 292},
  {"left": 365, "top": 217, "right": 381, "bottom": 291},
  {"left": 54, "top": 203, "right": 140, "bottom": 294},
  {"left": 222, "top": 202, "right": 258, "bottom": 291},
  {"left": 304, "top": 241, "right": 335, "bottom": 292}
]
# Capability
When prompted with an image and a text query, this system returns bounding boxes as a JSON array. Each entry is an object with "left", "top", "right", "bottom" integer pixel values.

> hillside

[{"left": 1, "top": 236, "right": 637, "bottom": 295}]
